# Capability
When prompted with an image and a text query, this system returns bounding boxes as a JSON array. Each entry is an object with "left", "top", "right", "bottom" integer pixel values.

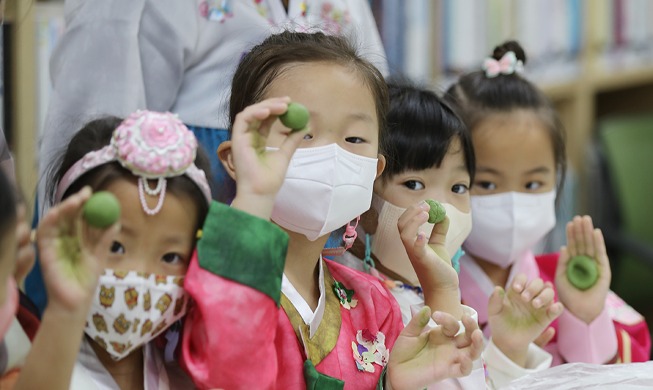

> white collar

[
  {"left": 72, "top": 338, "right": 169, "bottom": 390},
  {"left": 281, "top": 258, "right": 326, "bottom": 339}
]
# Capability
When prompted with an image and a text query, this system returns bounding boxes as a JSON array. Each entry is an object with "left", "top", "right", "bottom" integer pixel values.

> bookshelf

[
  {"left": 372, "top": 0, "right": 653, "bottom": 214},
  {"left": 6, "top": 0, "right": 653, "bottom": 217}
]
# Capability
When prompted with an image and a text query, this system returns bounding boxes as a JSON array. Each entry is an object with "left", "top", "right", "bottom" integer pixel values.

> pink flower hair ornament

[
  {"left": 482, "top": 51, "right": 524, "bottom": 78},
  {"left": 55, "top": 110, "right": 212, "bottom": 215}
]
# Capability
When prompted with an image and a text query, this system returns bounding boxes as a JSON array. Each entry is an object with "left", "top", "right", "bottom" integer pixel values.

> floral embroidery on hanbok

[{"left": 352, "top": 329, "right": 388, "bottom": 372}]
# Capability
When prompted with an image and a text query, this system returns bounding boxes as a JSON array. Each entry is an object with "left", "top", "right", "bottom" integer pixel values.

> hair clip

[
  {"left": 482, "top": 51, "right": 524, "bottom": 78},
  {"left": 56, "top": 110, "right": 211, "bottom": 215}
]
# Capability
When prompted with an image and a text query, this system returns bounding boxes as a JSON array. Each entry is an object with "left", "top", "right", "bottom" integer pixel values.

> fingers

[
  {"left": 581, "top": 216, "right": 595, "bottom": 258},
  {"left": 231, "top": 97, "right": 292, "bottom": 145},
  {"left": 534, "top": 327, "right": 556, "bottom": 348},
  {"left": 558, "top": 245, "right": 570, "bottom": 267},
  {"left": 487, "top": 286, "right": 505, "bottom": 317},
  {"left": 277, "top": 124, "right": 309, "bottom": 158},
  {"left": 37, "top": 187, "right": 92, "bottom": 253},
  {"left": 84, "top": 223, "right": 119, "bottom": 274},
  {"left": 15, "top": 206, "right": 36, "bottom": 283},
  {"left": 566, "top": 218, "right": 578, "bottom": 257},
  {"left": 397, "top": 202, "right": 429, "bottom": 239},
  {"left": 510, "top": 273, "right": 528, "bottom": 294},
  {"left": 520, "top": 278, "right": 543, "bottom": 304},
  {"left": 397, "top": 203, "right": 430, "bottom": 260},
  {"left": 454, "top": 315, "right": 484, "bottom": 362},
  {"left": 402, "top": 306, "right": 432, "bottom": 338},
  {"left": 593, "top": 228, "right": 610, "bottom": 271},
  {"left": 432, "top": 311, "right": 461, "bottom": 338},
  {"left": 546, "top": 302, "right": 564, "bottom": 321},
  {"left": 531, "top": 281, "right": 554, "bottom": 309},
  {"left": 567, "top": 215, "right": 595, "bottom": 257},
  {"left": 428, "top": 216, "right": 449, "bottom": 247}
]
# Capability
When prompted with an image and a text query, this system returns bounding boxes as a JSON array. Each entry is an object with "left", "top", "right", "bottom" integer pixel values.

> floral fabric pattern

[{"left": 351, "top": 329, "right": 388, "bottom": 373}]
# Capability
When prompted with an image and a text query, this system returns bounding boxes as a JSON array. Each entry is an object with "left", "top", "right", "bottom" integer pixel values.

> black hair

[
  {"left": 0, "top": 168, "right": 16, "bottom": 236},
  {"left": 445, "top": 40, "right": 566, "bottom": 190},
  {"left": 46, "top": 116, "right": 212, "bottom": 229},
  {"left": 382, "top": 79, "right": 475, "bottom": 183},
  {"left": 229, "top": 30, "right": 389, "bottom": 155}
]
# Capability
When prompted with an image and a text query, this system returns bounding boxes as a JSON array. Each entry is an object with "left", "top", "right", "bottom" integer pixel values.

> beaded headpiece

[{"left": 55, "top": 110, "right": 211, "bottom": 214}]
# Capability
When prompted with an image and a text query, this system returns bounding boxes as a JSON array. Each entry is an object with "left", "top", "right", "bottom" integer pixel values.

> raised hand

[
  {"left": 488, "top": 274, "right": 563, "bottom": 367},
  {"left": 398, "top": 201, "right": 461, "bottom": 318},
  {"left": 228, "top": 97, "right": 308, "bottom": 219},
  {"left": 36, "top": 187, "right": 118, "bottom": 314},
  {"left": 14, "top": 203, "right": 35, "bottom": 285},
  {"left": 555, "top": 215, "right": 611, "bottom": 323},
  {"left": 387, "top": 307, "right": 484, "bottom": 390}
]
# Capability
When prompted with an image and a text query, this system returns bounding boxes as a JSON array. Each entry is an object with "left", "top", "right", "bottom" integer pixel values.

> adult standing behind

[{"left": 39, "top": 0, "right": 388, "bottom": 205}]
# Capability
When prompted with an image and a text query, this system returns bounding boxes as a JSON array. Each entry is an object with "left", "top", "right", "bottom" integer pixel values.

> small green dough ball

[
  {"left": 566, "top": 255, "right": 599, "bottom": 290},
  {"left": 83, "top": 191, "right": 121, "bottom": 228},
  {"left": 425, "top": 199, "right": 446, "bottom": 224},
  {"left": 279, "top": 102, "right": 309, "bottom": 131}
]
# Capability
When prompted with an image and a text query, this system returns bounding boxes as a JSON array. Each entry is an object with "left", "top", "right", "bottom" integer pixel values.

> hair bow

[{"left": 482, "top": 51, "right": 524, "bottom": 78}]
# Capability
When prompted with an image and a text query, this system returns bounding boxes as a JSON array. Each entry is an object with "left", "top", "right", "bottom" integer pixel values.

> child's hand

[
  {"left": 488, "top": 274, "right": 563, "bottom": 367},
  {"left": 229, "top": 97, "right": 308, "bottom": 219},
  {"left": 36, "top": 187, "right": 118, "bottom": 316},
  {"left": 14, "top": 203, "right": 36, "bottom": 285},
  {"left": 555, "top": 215, "right": 611, "bottom": 324},
  {"left": 398, "top": 201, "right": 461, "bottom": 317},
  {"left": 387, "top": 307, "right": 484, "bottom": 390}
]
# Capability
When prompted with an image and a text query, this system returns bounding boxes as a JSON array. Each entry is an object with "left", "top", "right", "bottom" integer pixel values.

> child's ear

[
  {"left": 217, "top": 141, "right": 236, "bottom": 180},
  {"left": 376, "top": 154, "right": 386, "bottom": 179}
]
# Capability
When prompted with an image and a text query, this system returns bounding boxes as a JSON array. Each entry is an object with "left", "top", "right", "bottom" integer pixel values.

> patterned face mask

[{"left": 84, "top": 269, "right": 189, "bottom": 361}]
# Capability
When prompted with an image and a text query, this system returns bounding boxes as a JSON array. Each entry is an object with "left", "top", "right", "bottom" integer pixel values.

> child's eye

[
  {"left": 303, "top": 133, "right": 313, "bottom": 140},
  {"left": 476, "top": 181, "right": 496, "bottom": 190},
  {"left": 452, "top": 184, "right": 469, "bottom": 194},
  {"left": 110, "top": 241, "right": 125, "bottom": 255},
  {"left": 345, "top": 136, "right": 366, "bottom": 144},
  {"left": 402, "top": 180, "right": 425, "bottom": 191},
  {"left": 525, "top": 181, "right": 542, "bottom": 190},
  {"left": 162, "top": 253, "right": 184, "bottom": 264}
]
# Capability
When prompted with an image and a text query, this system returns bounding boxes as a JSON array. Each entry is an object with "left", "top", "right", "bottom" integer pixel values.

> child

[
  {"left": 181, "top": 31, "right": 484, "bottom": 390},
  {"left": 446, "top": 41, "right": 651, "bottom": 366},
  {"left": 338, "top": 81, "right": 561, "bottom": 389},
  {"left": 44, "top": 111, "right": 213, "bottom": 388},
  {"left": 0, "top": 167, "right": 118, "bottom": 389}
]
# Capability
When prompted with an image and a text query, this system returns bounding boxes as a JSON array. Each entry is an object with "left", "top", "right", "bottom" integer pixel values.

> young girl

[
  {"left": 338, "top": 81, "right": 562, "bottom": 389},
  {"left": 446, "top": 41, "right": 651, "bottom": 365},
  {"left": 181, "top": 31, "right": 484, "bottom": 390},
  {"left": 44, "top": 110, "right": 213, "bottom": 388},
  {"left": 0, "top": 167, "right": 118, "bottom": 389}
]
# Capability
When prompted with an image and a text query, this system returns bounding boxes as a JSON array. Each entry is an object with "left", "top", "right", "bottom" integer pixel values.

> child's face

[
  {"left": 263, "top": 62, "right": 381, "bottom": 161},
  {"left": 471, "top": 110, "right": 556, "bottom": 196},
  {"left": 103, "top": 178, "right": 198, "bottom": 276},
  {"left": 0, "top": 226, "right": 16, "bottom": 304},
  {"left": 374, "top": 138, "right": 471, "bottom": 213}
]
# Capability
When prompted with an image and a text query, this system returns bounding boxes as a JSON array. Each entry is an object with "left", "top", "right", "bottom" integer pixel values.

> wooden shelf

[
  {"left": 540, "top": 80, "right": 581, "bottom": 102},
  {"left": 7, "top": 1, "right": 653, "bottom": 218},
  {"left": 592, "top": 66, "right": 653, "bottom": 93}
]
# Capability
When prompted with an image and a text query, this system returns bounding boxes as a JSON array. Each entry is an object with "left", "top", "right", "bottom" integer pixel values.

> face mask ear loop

[
  {"left": 321, "top": 216, "right": 361, "bottom": 258},
  {"left": 342, "top": 216, "right": 359, "bottom": 251}
]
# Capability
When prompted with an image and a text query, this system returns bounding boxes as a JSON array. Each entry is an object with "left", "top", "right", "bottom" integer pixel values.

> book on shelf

[{"left": 372, "top": 0, "right": 586, "bottom": 87}]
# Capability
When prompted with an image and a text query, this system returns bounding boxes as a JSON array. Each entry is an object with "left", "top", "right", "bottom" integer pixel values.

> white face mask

[
  {"left": 271, "top": 144, "right": 378, "bottom": 241},
  {"left": 463, "top": 190, "right": 556, "bottom": 268},
  {"left": 371, "top": 195, "right": 472, "bottom": 285},
  {"left": 85, "top": 270, "right": 189, "bottom": 361}
]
